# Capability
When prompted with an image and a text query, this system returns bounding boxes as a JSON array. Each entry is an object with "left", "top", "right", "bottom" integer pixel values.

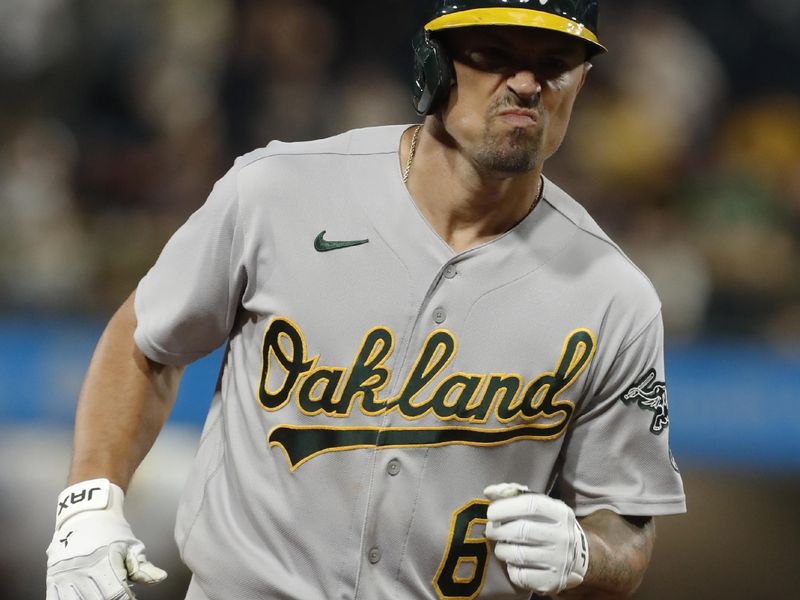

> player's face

[{"left": 439, "top": 26, "right": 590, "bottom": 175}]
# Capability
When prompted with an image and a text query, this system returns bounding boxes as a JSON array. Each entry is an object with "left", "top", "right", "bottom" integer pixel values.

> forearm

[
  {"left": 69, "top": 292, "right": 184, "bottom": 491},
  {"left": 558, "top": 511, "right": 655, "bottom": 599}
]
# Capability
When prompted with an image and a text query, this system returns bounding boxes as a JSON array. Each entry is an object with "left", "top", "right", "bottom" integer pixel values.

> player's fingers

[
  {"left": 52, "top": 585, "right": 80, "bottom": 600},
  {"left": 82, "top": 547, "right": 136, "bottom": 599},
  {"left": 487, "top": 494, "right": 562, "bottom": 524},
  {"left": 48, "top": 545, "right": 136, "bottom": 600},
  {"left": 107, "top": 543, "right": 133, "bottom": 584},
  {"left": 506, "top": 564, "right": 560, "bottom": 594},
  {"left": 127, "top": 559, "right": 167, "bottom": 585},
  {"left": 49, "top": 570, "right": 132, "bottom": 600},
  {"left": 71, "top": 571, "right": 134, "bottom": 600},
  {"left": 125, "top": 541, "right": 167, "bottom": 585},
  {"left": 486, "top": 518, "right": 559, "bottom": 545},
  {"left": 493, "top": 541, "right": 560, "bottom": 569},
  {"left": 46, "top": 583, "right": 63, "bottom": 600},
  {"left": 484, "top": 482, "right": 531, "bottom": 501}
]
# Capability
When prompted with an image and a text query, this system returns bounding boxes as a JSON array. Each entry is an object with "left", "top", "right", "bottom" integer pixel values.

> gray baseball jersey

[{"left": 134, "top": 124, "right": 685, "bottom": 600}]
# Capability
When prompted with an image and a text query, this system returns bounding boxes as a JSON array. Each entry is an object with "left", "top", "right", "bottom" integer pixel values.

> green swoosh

[
  {"left": 314, "top": 230, "right": 370, "bottom": 252},
  {"left": 269, "top": 423, "right": 568, "bottom": 470}
]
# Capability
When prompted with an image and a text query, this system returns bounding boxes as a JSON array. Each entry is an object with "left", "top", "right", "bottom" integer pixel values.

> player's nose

[{"left": 506, "top": 69, "right": 542, "bottom": 101}]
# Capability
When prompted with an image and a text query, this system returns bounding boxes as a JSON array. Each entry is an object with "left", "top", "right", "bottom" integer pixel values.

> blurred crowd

[{"left": 1, "top": 0, "right": 798, "bottom": 343}]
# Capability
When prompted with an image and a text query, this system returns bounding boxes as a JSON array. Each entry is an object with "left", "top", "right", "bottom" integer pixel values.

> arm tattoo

[{"left": 558, "top": 513, "right": 655, "bottom": 599}]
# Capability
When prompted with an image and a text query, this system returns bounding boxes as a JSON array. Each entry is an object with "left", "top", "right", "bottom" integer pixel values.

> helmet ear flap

[{"left": 412, "top": 29, "right": 453, "bottom": 116}]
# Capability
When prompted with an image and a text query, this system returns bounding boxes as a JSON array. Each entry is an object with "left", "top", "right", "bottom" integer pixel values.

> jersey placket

[{"left": 353, "top": 256, "right": 467, "bottom": 599}]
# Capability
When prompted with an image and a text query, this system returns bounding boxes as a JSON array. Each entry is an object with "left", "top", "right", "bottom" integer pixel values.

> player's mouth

[{"left": 497, "top": 109, "right": 539, "bottom": 128}]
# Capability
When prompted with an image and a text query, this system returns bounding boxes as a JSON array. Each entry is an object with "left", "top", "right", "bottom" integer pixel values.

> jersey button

[
  {"left": 368, "top": 547, "right": 382, "bottom": 564},
  {"left": 387, "top": 459, "right": 401, "bottom": 476},
  {"left": 433, "top": 308, "right": 446, "bottom": 324},
  {"left": 444, "top": 265, "right": 457, "bottom": 279}
]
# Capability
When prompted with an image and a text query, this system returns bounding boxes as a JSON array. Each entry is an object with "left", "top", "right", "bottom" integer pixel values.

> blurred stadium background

[{"left": 1, "top": 0, "right": 798, "bottom": 598}]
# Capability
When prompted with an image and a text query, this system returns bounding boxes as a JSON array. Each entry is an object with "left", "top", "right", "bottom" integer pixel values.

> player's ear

[{"left": 575, "top": 62, "right": 592, "bottom": 94}]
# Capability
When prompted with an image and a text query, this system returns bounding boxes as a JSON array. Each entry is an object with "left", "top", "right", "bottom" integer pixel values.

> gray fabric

[{"left": 136, "top": 124, "right": 685, "bottom": 600}]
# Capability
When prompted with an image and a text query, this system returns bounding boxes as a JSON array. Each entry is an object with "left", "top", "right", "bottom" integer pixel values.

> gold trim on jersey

[{"left": 257, "top": 318, "right": 597, "bottom": 469}]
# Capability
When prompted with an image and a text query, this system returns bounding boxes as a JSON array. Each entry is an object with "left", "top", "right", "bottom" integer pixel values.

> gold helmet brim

[{"left": 425, "top": 7, "right": 607, "bottom": 54}]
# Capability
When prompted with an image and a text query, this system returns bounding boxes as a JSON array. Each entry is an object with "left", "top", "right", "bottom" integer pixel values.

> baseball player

[{"left": 46, "top": 1, "right": 686, "bottom": 598}]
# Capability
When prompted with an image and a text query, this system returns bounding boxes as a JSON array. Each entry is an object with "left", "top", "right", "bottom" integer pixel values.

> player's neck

[{"left": 401, "top": 123, "right": 544, "bottom": 254}]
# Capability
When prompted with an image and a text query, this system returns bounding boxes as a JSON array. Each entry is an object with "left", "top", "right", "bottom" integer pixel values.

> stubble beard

[
  {"left": 472, "top": 99, "right": 545, "bottom": 175},
  {"left": 473, "top": 90, "right": 546, "bottom": 176},
  {"left": 473, "top": 127, "right": 542, "bottom": 174}
]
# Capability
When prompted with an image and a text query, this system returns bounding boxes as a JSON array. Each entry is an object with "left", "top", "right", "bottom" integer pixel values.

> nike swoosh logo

[{"left": 314, "top": 230, "right": 369, "bottom": 252}]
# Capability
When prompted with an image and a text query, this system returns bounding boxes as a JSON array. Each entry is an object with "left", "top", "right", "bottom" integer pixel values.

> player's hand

[
  {"left": 46, "top": 478, "right": 167, "bottom": 600},
  {"left": 484, "top": 482, "right": 588, "bottom": 595}
]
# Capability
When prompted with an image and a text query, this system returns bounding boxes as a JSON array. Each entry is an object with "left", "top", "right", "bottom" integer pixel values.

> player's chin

[
  {"left": 476, "top": 148, "right": 538, "bottom": 175},
  {"left": 500, "top": 125, "right": 542, "bottom": 151},
  {"left": 473, "top": 128, "right": 540, "bottom": 172}
]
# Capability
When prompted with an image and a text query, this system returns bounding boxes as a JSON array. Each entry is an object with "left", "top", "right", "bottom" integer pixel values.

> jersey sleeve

[
  {"left": 134, "top": 162, "right": 247, "bottom": 366},
  {"left": 557, "top": 312, "right": 687, "bottom": 517}
]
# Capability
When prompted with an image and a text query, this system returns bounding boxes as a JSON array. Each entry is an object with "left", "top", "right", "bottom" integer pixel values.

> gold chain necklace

[
  {"left": 527, "top": 175, "right": 544, "bottom": 220},
  {"left": 506, "top": 175, "right": 544, "bottom": 231},
  {"left": 402, "top": 124, "right": 422, "bottom": 184}
]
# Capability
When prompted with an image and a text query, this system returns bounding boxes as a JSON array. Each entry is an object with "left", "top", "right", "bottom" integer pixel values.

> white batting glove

[
  {"left": 46, "top": 478, "right": 167, "bottom": 600},
  {"left": 484, "top": 483, "right": 588, "bottom": 595}
]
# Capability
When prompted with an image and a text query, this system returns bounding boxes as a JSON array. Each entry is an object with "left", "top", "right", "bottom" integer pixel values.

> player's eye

[
  {"left": 461, "top": 48, "right": 576, "bottom": 80},
  {"left": 533, "top": 57, "right": 572, "bottom": 80},
  {"left": 463, "top": 47, "right": 511, "bottom": 71}
]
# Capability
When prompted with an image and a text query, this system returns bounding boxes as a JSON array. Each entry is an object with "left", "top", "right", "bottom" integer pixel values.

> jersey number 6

[{"left": 433, "top": 499, "right": 490, "bottom": 600}]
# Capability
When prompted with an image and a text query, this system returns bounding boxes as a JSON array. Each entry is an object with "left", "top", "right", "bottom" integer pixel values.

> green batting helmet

[{"left": 412, "top": 0, "right": 607, "bottom": 115}]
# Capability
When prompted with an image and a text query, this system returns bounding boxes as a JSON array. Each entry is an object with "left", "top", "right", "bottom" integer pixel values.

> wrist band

[{"left": 55, "top": 478, "right": 112, "bottom": 529}]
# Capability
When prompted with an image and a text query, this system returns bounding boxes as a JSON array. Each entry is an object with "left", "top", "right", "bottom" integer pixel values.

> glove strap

[
  {"left": 55, "top": 478, "right": 114, "bottom": 530},
  {"left": 565, "top": 520, "right": 589, "bottom": 590}
]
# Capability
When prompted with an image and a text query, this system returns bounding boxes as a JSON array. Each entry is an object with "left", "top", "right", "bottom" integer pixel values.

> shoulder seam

[
  {"left": 237, "top": 149, "right": 396, "bottom": 172},
  {"left": 234, "top": 127, "right": 404, "bottom": 168},
  {"left": 542, "top": 192, "right": 658, "bottom": 299},
  {"left": 615, "top": 309, "right": 662, "bottom": 358},
  {"left": 262, "top": 150, "right": 396, "bottom": 160}
]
